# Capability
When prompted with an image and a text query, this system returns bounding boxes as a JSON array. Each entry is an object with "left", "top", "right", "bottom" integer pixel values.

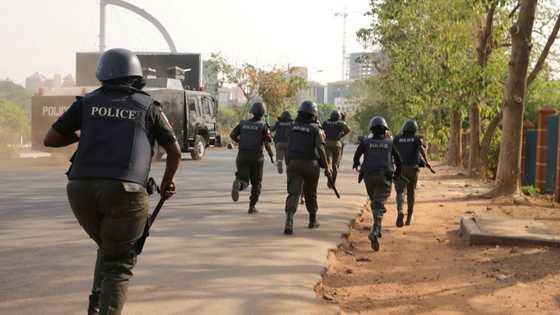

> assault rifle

[{"left": 326, "top": 172, "right": 341, "bottom": 199}]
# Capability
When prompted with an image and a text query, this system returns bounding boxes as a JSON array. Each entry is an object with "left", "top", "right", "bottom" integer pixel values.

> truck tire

[{"left": 191, "top": 135, "right": 206, "bottom": 160}]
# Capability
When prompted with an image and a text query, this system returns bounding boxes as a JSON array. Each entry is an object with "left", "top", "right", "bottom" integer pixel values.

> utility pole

[
  {"left": 334, "top": 9, "right": 348, "bottom": 81},
  {"left": 99, "top": 0, "right": 107, "bottom": 52}
]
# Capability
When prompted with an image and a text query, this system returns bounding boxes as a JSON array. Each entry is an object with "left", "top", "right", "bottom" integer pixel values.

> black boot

[
  {"left": 396, "top": 212, "right": 404, "bottom": 228},
  {"left": 248, "top": 206, "right": 258, "bottom": 214},
  {"left": 308, "top": 212, "right": 320, "bottom": 229},
  {"left": 88, "top": 293, "right": 100, "bottom": 315},
  {"left": 368, "top": 233, "right": 380, "bottom": 251},
  {"left": 406, "top": 210, "right": 413, "bottom": 226},
  {"left": 284, "top": 213, "right": 294, "bottom": 235}
]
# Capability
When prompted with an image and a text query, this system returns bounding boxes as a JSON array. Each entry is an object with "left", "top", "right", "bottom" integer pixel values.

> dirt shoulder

[{"left": 316, "top": 163, "right": 560, "bottom": 315}]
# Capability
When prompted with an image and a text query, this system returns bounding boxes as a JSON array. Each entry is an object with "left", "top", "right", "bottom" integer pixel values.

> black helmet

[
  {"left": 280, "top": 111, "right": 292, "bottom": 121},
  {"left": 96, "top": 48, "right": 143, "bottom": 82},
  {"left": 402, "top": 119, "right": 418, "bottom": 133},
  {"left": 330, "top": 110, "right": 341, "bottom": 121},
  {"left": 249, "top": 102, "right": 266, "bottom": 116},
  {"left": 369, "top": 116, "right": 389, "bottom": 130},
  {"left": 298, "top": 100, "right": 318, "bottom": 116}
]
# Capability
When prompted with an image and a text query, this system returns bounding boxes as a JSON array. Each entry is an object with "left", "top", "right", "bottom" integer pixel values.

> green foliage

[
  {"left": 0, "top": 80, "right": 32, "bottom": 111},
  {"left": 209, "top": 53, "right": 307, "bottom": 119},
  {"left": 317, "top": 103, "right": 337, "bottom": 122},
  {"left": 217, "top": 106, "right": 244, "bottom": 145},
  {"left": 526, "top": 79, "right": 560, "bottom": 123},
  {"left": 0, "top": 98, "right": 30, "bottom": 152},
  {"left": 521, "top": 185, "right": 539, "bottom": 196}
]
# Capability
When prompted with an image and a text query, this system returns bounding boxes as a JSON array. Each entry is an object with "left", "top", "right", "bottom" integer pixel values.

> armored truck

[{"left": 31, "top": 78, "right": 220, "bottom": 160}]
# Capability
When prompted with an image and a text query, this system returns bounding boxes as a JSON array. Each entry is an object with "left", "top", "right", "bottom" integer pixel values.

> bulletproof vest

[
  {"left": 239, "top": 119, "right": 266, "bottom": 152},
  {"left": 287, "top": 122, "right": 319, "bottom": 160},
  {"left": 68, "top": 87, "right": 153, "bottom": 186},
  {"left": 274, "top": 121, "right": 292, "bottom": 143},
  {"left": 362, "top": 137, "right": 394, "bottom": 172},
  {"left": 394, "top": 134, "right": 421, "bottom": 166},
  {"left": 324, "top": 120, "right": 342, "bottom": 141}
]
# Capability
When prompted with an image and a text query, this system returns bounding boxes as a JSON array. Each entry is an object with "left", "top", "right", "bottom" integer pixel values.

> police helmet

[
  {"left": 96, "top": 48, "right": 143, "bottom": 82},
  {"left": 402, "top": 119, "right": 418, "bottom": 133},
  {"left": 280, "top": 111, "right": 292, "bottom": 121},
  {"left": 330, "top": 110, "right": 341, "bottom": 121},
  {"left": 249, "top": 102, "right": 266, "bottom": 116},
  {"left": 298, "top": 100, "right": 318, "bottom": 116},
  {"left": 369, "top": 116, "right": 389, "bottom": 130}
]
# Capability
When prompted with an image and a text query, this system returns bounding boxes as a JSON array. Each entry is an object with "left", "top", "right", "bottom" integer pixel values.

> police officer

[
  {"left": 322, "top": 110, "right": 350, "bottom": 186},
  {"left": 393, "top": 119, "right": 430, "bottom": 226},
  {"left": 284, "top": 101, "right": 332, "bottom": 235},
  {"left": 230, "top": 101, "right": 274, "bottom": 214},
  {"left": 43, "top": 48, "right": 181, "bottom": 315},
  {"left": 353, "top": 116, "right": 401, "bottom": 251},
  {"left": 271, "top": 111, "right": 293, "bottom": 174}
]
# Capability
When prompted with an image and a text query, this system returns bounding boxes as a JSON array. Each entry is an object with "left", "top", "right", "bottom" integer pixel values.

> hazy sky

[{"left": 0, "top": 0, "right": 372, "bottom": 85}]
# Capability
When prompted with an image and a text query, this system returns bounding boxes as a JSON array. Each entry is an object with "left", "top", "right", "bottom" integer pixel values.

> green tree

[{"left": 0, "top": 98, "right": 30, "bottom": 153}]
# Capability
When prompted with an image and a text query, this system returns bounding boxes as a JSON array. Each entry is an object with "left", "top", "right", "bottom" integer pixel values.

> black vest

[
  {"left": 362, "top": 137, "right": 394, "bottom": 172},
  {"left": 273, "top": 121, "right": 292, "bottom": 143},
  {"left": 287, "top": 122, "right": 319, "bottom": 160},
  {"left": 394, "top": 134, "right": 421, "bottom": 167},
  {"left": 239, "top": 120, "right": 266, "bottom": 152},
  {"left": 324, "top": 120, "right": 343, "bottom": 141},
  {"left": 68, "top": 87, "right": 153, "bottom": 186}
]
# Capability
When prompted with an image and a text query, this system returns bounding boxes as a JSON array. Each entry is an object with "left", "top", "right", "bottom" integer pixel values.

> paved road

[{"left": 0, "top": 147, "right": 366, "bottom": 315}]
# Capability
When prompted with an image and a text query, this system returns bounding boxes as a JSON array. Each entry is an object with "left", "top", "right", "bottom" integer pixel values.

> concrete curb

[{"left": 460, "top": 214, "right": 560, "bottom": 247}]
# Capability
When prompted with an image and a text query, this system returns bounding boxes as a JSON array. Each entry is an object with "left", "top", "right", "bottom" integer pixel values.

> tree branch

[
  {"left": 527, "top": 13, "right": 560, "bottom": 85},
  {"left": 508, "top": 2, "right": 521, "bottom": 19}
]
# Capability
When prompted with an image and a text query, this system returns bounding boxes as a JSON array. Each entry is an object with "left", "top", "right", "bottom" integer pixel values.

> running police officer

[
  {"left": 43, "top": 48, "right": 181, "bottom": 315},
  {"left": 271, "top": 111, "right": 293, "bottom": 174},
  {"left": 322, "top": 110, "right": 350, "bottom": 186},
  {"left": 283, "top": 101, "right": 332, "bottom": 235},
  {"left": 393, "top": 119, "right": 430, "bottom": 226},
  {"left": 230, "top": 101, "right": 274, "bottom": 214},
  {"left": 353, "top": 116, "right": 401, "bottom": 251}
]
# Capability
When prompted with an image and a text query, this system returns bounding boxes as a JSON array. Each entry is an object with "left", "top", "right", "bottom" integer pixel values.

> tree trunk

[
  {"left": 479, "top": 111, "right": 502, "bottom": 177},
  {"left": 468, "top": 103, "right": 481, "bottom": 175},
  {"left": 469, "top": 4, "right": 496, "bottom": 176},
  {"left": 494, "top": 0, "right": 538, "bottom": 195},
  {"left": 447, "top": 109, "right": 463, "bottom": 167}
]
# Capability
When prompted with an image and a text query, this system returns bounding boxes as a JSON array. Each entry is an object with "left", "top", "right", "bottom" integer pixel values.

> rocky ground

[{"left": 316, "top": 163, "right": 560, "bottom": 315}]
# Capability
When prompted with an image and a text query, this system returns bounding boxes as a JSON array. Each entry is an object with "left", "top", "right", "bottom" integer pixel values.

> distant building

[
  {"left": 334, "top": 96, "right": 360, "bottom": 113},
  {"left": 327, "top": 80, "right": 352, "bottom": 105},
  {"left": 25, "top": 72, "right": 46, "bottom": 91},
  {"left": 296, "top": 81, "right": 326, "bottom": 105},
  {"left": 347, "top": 51, "right": 386, "bottom": 81},
  {"left": 62, "top": 74, "right": 76, "bottom": 87},
  {"left": 25, "top": 73, "right": 70, "bottom": 91}
]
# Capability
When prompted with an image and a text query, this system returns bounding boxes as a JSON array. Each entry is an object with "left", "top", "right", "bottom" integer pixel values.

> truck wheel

[{"left": 191, "top": 135, "right": 206, "bottom": 160}]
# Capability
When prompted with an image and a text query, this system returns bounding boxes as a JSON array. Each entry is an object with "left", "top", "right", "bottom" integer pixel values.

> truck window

[
  {"left": 187, "top": 97, "right": 200, "bottom": 116},
  {"left": 202, "top": 97, "right": 213, "bottom": 116}
]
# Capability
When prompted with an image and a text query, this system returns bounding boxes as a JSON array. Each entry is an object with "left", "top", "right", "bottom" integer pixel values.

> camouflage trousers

[{"left": 285, "top": 160, "right": 320, "bottom": 215}]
